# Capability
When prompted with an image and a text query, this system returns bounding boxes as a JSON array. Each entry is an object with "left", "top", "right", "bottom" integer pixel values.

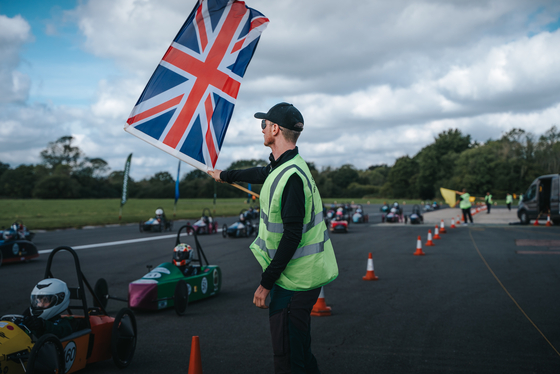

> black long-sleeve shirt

[{"left": 220, "top": 147, "right": 305, "bottom": 290}]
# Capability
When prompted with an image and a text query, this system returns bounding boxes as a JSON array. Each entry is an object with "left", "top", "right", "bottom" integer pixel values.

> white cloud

[
  {"left": 2, "top": 0, "right": 560, "bottom": 180},
  {"left": 0, "top": 14, "right": 32, "bottom": 103}
]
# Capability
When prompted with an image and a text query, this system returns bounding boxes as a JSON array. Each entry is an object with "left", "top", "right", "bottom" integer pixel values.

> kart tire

[
  {"left": 174, "top": 280, "right": 189, "bottom": 316},
  {"left": 27, "top": 334, "right": 64, "bottom": 374},
  {"left": 111, "top": 308, "right": 137, "bottom": 369},
  {"left": 157, "top": 222, "right": 163, "bottom": 232},
  {"left": 94, "top": 278, "right": 109, "bottom": 309},
  {"left": 0, "top": 250, "right": 3, "bottom": 268},
  {"left": 222, "top": 224, "right": 228, "bottom": 238}
]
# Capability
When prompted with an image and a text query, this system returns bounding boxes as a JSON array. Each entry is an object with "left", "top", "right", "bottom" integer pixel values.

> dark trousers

[
  {"left": 507, "top": 203, "right": 511, "bottom": 211},
  {"left": 462, "top": 208, "right": 473, "bottom": 223},
  {"left": 269, "top": 285, "right": 321, "bottom": 374},
  {"left": 486, "top": 202, "right": 491, "bottom": 213}
]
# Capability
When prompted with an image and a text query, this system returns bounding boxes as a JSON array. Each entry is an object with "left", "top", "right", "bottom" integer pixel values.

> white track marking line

[{"left": 39, "top": 233, "right": 179, "bottom": 254}]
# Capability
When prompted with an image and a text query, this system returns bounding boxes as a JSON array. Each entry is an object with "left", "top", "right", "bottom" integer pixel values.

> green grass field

[
  {"left": 0, "top": 198, "right": 259, "bottom": 230},
  {"left": 0, "top": 197, "right": 503, "bottom": 231}
]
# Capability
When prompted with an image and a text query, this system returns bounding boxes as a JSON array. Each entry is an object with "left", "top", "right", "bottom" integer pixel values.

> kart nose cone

[{"left": 129, "top": 280, "right": 158, "bottom": 310}]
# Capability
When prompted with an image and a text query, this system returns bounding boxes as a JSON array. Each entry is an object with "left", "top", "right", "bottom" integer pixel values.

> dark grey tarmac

[{"left": 1, "top": 205, "right": 559, "bottom": 373}]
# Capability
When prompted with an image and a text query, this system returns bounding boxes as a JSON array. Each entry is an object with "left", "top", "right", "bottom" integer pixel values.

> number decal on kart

[
  {"left": 143, "top": 267, "right": 171, "bottom": 279},
  {"left": 64, "top": 341, "right": 77, "bottom": 372}
]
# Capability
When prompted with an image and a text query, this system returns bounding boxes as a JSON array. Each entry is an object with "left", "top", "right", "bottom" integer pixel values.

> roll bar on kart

[
  {"left": 43, "top": 246, "right": 110, "bottom": 328},
  {"left": 176, "top": 224, "right": 209, "bottom": 267}
]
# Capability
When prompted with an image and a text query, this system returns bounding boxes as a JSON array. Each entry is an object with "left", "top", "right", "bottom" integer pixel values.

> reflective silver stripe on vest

[
  {"left": 254, "top": 229, "right": 330, "bottom": 260},
  {"left": 261, "top": 164, "right": 321, "bottom": 234}
]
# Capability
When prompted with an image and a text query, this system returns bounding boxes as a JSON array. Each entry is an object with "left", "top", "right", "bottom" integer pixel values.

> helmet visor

[{"left": 31, "top": 294, "right": 58, "bottom": 309}]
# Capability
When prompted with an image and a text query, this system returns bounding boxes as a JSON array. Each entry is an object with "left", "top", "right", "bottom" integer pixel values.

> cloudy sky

[{"left": 1, "top": 0, "right": 560, "bottom": 180}]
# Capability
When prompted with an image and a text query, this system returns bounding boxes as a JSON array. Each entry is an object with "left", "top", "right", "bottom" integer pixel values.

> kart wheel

[
  {"left": 94, "top": 278, "right": 109, "bottom": 309},
  {"left": 222, "top": 224, "right": 228, "bottom": 238},
  {"left": 27, "top": 334, "right": 64, "bottom": 374},
  {"left": 0, "top": 251, "right": 3, "bottom": 268},
  {"left": 157, "top": 222, "right": 163, "bottom": 232},
  {"left": 174, "top": 280, "right": 189, "bottom": 316},
  {"left": 111, "top": 308, "right": 137, "bottom": 369}
]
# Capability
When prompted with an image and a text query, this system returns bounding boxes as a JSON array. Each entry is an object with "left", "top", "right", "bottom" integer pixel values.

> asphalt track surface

[{"left": 2, "top": 206, "right": 560, "bottom": 373}]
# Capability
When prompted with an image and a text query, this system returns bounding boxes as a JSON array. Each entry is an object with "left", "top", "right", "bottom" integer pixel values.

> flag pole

[{"left": 231, "top": 182, "right": 259, "bottom": 198}]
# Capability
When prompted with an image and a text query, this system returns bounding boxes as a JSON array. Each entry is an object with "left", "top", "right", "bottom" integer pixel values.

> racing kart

[
  {"left": 382, "top": 204, "right": 406, "bottom": 223},
  {"left": 222, "top": 209, "right": 258, "bottom": 238},
  {"left": 95, "top": 224, "right": 221, "bottom": 315},
  {"left": 192, "top": 208, "right": 218, "bottom": 235},
  {"left": 0, "top": 246, "right": 137, "bottom": 373},
  {"left": 352, "top": 205, "right": 369, "bottom": 223},
  {"left": 0, "top": 221, "right": 38, "bottom": 267},
  {"left": 139, "top": 207, "right": 173, "bottom": 232},
  {"left": 408, "top": 204, "right": 424, "bottom": 224}
]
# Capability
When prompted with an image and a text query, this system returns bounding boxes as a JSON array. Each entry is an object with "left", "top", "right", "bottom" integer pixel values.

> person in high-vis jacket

[
  {"left": 208, "top": 102, "right": 338, "bottom": 374},
  {"left": 485, "top": 192, "right": 493, "bottom": 214},
  {"left": 506, "top": 193, "right": 513, "bottom": 211},
  {"left": 456, "top": 189, "right": 473, "bottom": 225}
]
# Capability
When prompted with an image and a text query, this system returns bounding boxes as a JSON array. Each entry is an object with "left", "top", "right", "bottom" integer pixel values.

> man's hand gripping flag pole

[{"left": 124, "top": 0, "right": 267, "bottom": 199}]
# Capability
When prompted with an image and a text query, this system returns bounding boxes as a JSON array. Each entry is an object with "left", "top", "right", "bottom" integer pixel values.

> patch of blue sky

[
  {"left": 526, "top": 6, "right": 560, "bottom": 37},
  {"left": 543, "top": 17, "right": 560, "bottom": 33},
  {"left": 1, "top": 0, "right": 119, "bottom": 106}
]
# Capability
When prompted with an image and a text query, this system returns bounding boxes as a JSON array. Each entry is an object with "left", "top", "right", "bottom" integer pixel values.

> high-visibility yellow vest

[
  {"left": 506, "top": 195, "right": 513, "bottom": 204},
  {"left": 460, "top": 193, "right": 471, "bottom": 209},
  {"left": 485, "top": 194, "right": 493, "bottom": 203},
  {"left": 249, "top": 154, "right": 338, "bottom": 291}
]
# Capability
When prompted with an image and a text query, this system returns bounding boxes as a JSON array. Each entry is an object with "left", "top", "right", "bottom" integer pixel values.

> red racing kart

[{"left": 0, "top": 246, "right": 137, "bottom": 373}]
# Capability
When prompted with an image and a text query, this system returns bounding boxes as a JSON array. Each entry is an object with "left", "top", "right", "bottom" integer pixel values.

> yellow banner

[{"left": 440, "top": 188, "right": 457, "bottom": 207}]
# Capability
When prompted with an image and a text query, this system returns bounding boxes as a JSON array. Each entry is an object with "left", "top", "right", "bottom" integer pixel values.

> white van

[{"left": 517, "top": 174, "right": 559, "bottom": 224}]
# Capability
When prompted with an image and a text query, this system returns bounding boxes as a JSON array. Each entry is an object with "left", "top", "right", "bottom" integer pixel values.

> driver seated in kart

[
  {"left": 334, "top": 210, "right": 344, "bottom": 221},
  {"left": 380, "top": 202, "right": 390, "bottom": 213},
  {"left": 173, "top": 243, "right": 199, "bottom": 276},
  {"left": 23, "top": 278, "right": 73, "bottom": 339},
  {"left": 155, "top": 208, "right": 163, "bottom": 220}
]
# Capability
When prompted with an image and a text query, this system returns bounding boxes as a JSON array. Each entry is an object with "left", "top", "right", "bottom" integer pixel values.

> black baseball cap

[{"left": 254, "top": 102, "right": 304, "bottom": 132}]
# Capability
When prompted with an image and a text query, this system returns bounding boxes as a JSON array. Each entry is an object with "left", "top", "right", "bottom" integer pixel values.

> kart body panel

[
  {"left": 128, "top": 262, "right": 221, "bottom": 311},
  {"left": 0, "top": 239, "right": 39, "bottom": 265},
  {"left": 330, "top": 220, "right": 348, "bottom": 233}
]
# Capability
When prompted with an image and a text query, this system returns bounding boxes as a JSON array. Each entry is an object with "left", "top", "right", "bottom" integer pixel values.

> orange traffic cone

[
  {"left": 311, "top": 287, "right": 332, "bottom": 316},
  {"left": 433, "top": 226, "right": 441, "bottom": 239},
  {"left": 451, "top": 217, "right": 456, "bottom": 228},
  {"left": 546, "top": 215, "right": 553, "bottom": 227},
  {"left": 425, "top": 230, "right": 435, "bottom": 246},
  {"left": 534, "top": 218, "right": 539, "bottom": 226},
  {"left": 188, "top": 336, "right": 203, "bottom": 374},
  {"left": 440, "top": 219, "right": 447, "bottom": 234},
  {"left": 414, "top": 236, "right": 425, "bottom": 256},
  {"left": 362, "top": 252, "right": 379, "bottom": 280}
]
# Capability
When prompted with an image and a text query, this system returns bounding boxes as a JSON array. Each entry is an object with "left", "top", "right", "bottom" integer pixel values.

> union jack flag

[{"left": 125, "top": 0, "right": 269, "bottom": 171}]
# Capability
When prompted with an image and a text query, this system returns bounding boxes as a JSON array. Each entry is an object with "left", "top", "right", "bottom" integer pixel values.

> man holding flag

[
  {"left": 209, "top": 102, "right": 338, "bottom": 374},
  {"left": 123, "top": 1, "right": 336, "bottom": 371}
]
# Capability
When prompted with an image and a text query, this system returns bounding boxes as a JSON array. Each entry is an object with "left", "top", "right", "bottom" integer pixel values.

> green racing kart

[{"left": 94, "top": 224, "right": 221, "bottom": 316}]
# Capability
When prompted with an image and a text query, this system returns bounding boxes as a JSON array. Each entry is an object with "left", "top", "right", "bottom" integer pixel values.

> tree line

[{"left": 0, "top": 127, "right": 558, "bottom": 200}]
